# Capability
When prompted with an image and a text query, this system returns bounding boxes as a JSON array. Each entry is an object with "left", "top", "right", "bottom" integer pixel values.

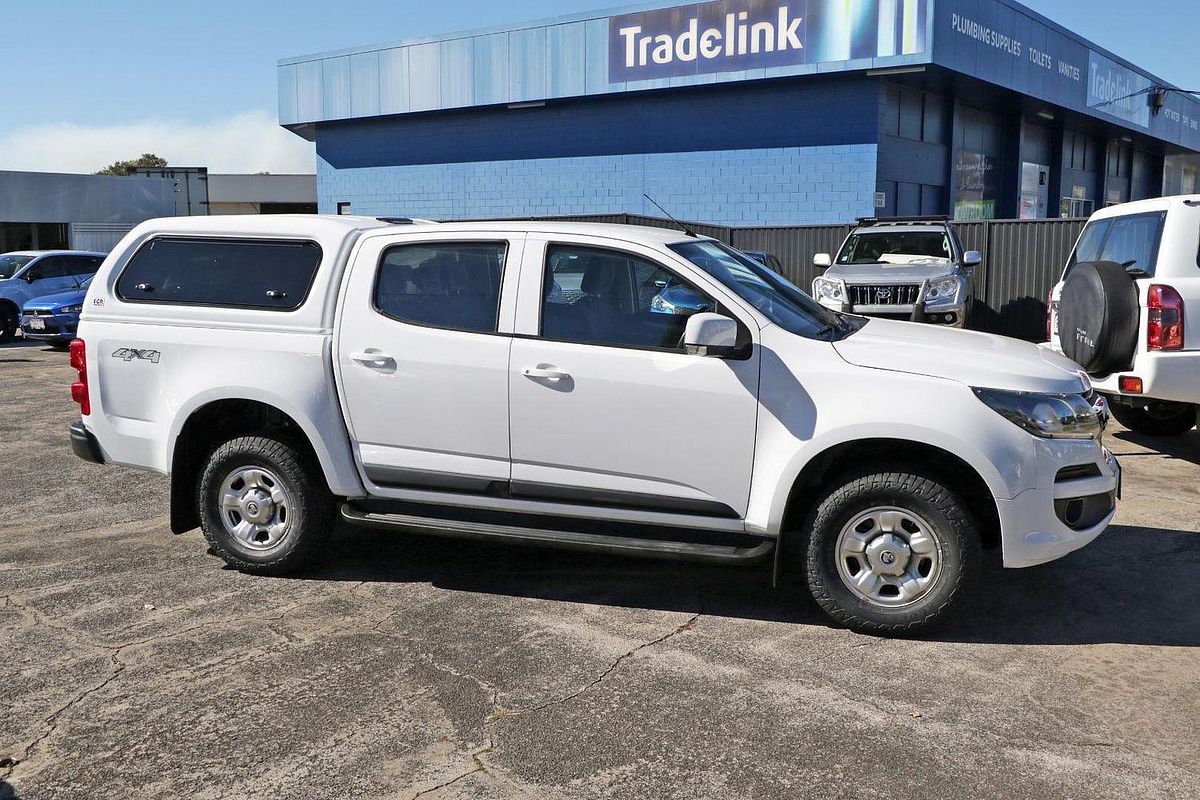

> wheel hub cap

[
  {"left": 835, "top": 507, "right": 942, "bottom": 608},
  {"left": 218, "top": 467, "right": 292, "bottom": 551}
]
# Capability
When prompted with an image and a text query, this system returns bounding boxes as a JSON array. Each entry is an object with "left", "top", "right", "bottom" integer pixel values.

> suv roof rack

[
  {"left": 854, "top": 216, "right": 952, "bottom": 226},
  {"left": 376, "top": 217, "right": 438, "bottom": 225}
]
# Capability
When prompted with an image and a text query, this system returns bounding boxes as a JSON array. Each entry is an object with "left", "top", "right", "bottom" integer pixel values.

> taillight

[
  {"left": 70, "top": 339, "right": 90, "bottom": 416},
  {"left": 1147, "top": 285, "right": 1184, "bottom": 351},
  {"left": 1046, "top": 288, "right": 1059, "bottom": 342}
]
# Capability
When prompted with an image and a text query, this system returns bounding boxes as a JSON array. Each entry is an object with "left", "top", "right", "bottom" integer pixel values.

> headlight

[
  {"left": 59, "top": 305, "right": 83, "bottom": 315},
  {"left": 973, "top": 387, "right": 1102, "bottom": 439},
  {"left": 813, "top": 277, "right": 845, "bottom": 303},
  {"left": 924, "top": 277, "right": 960, "bottom": 305}
]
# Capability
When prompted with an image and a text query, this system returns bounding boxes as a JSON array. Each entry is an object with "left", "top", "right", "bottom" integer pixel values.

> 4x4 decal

[{"left": 112, "top": 347, "right": 161, "bottom": 364}]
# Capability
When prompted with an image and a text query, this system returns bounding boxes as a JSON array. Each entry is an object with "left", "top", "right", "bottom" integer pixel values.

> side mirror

[
  {"left": 963, "top": 250, "right": 983, "bottom": 267},
  {"left": 813, "top": 253, "right": 832, "bottom": 269},
  {"left": 685, "top": 312, "right": 739, "bottom": 358}
]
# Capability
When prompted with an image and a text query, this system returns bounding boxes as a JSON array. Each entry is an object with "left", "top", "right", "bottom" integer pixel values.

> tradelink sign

[
  {"left": 1087, "top": 51, "right": 1151, "bottom": 129},
  {"left": 608, "top": 0, "right": 928, "bottom": 83}
]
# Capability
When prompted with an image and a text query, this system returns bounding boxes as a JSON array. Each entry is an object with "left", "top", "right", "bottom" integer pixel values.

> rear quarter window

[{"left": 116, "top": 237, "right": 323, "bottom": 310}]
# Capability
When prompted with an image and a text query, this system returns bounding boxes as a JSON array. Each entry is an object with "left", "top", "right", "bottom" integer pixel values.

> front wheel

[
  {"left": 805, "top": 471, "right": 980, "bottom": 634},
  {"left": 198, "top": 434, "right": 335, "bottom": 575},
  {"left": 0, "top": 306, "right": 18, "bottom": 342},
  {"left": 1110, "top": 400, "right": 1196, "bottom": 437}
]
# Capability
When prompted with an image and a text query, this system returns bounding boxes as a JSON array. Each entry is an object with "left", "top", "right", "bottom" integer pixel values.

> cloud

[{"left": 0, "top": 110, "right": 315, "bottom": 174}]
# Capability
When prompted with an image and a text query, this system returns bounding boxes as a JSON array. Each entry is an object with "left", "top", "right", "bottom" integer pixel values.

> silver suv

[{"left": 811, "top": 218, "right": 981, "bottom": 328}]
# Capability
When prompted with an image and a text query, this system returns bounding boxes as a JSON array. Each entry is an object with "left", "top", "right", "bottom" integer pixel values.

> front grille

[
  {"left": 847, "top": 284, "right": 921, "bottom": 306},
  {"left": 26, "top": 309, "right": 55, "bottom": 317}
]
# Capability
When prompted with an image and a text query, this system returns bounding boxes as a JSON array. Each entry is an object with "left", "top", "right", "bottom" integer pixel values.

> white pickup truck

[{"left": 70, "top": 215, "right": 1119, "bottom": 634}]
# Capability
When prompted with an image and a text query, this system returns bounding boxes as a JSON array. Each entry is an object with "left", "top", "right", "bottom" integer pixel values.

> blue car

[
  {"left": 20, "top": 275, "right": 93, "bottom": 347},
  {"left": 0, "top": 250, "right": 105, "bottom": 341}
]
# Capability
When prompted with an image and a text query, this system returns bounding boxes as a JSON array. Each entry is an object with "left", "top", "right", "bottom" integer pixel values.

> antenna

[{"left": 643, "top": 193, "right": 697, "bottom": 237}]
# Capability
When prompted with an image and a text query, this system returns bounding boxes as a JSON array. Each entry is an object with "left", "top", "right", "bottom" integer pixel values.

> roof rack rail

[
  {"left": 376, "top": 217, "right": 439, "bottom": 225},
  {"left": 854, "top": 215, "right": 952, "bottom": 226}
]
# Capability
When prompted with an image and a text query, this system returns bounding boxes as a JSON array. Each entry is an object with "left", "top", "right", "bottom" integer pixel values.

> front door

[
  {"left": 336, "top": 232, "right": 524, "bottom": 494},
  {"left": 508, "top": 236, "right": 760, "bottom": 519}
]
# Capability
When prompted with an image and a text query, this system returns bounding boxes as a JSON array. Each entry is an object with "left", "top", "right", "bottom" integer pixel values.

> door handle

[
  {"left": 350, "top": 351, "right": 394, "bottom": 367},
  {"left": 523, "top": 366, "right": 570, "bottom": 382}
]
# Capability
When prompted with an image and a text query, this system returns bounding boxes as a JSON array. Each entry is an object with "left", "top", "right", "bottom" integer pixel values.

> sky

[{"left": 2, "top": 0, "right": 1197, "bottom": 175}]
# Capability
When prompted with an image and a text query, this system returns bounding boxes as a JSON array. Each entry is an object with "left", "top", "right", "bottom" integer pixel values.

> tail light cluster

[
  {"left": 1147, "top": 285, "right": 1184, "bottom": 351},
  {"left": 70, "top": 339, "right": 90, "bottom": 415},
  {"left": 1046, "top": 288, "right": 1059, "bottom": 342}
]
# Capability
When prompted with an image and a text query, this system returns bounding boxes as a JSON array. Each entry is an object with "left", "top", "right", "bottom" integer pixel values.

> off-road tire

[
  {"left": 805, "top": 470, "right": 980, "bottom": 635},
  {"left": 198, "top": 434, "right": 334, "bottom": 575},
  {"left": 1110, "top": 400, "right": 1197, "bottom": 437}
]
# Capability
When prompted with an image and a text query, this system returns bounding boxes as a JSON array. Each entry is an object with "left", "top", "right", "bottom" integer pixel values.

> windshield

[
  {"left": 837, "top": 231, "right": 952, "bottom": 265},
  {"left": 0, "top": 255, "right": 34, "bottom": 279},
  {"left": 670, "top": 240, "right": 854, "bottom": 339}
]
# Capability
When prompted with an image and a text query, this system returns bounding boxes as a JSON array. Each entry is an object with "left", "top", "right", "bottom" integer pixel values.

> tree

[{"left": 96, "top": 153, "right": 169, "bottom": 176}]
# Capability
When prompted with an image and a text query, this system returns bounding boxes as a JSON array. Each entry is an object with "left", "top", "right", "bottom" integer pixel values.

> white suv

[
  {"left": 69, "top": 216, "right": 1119, "bottom": 634},
  {"left": 1048, "top": 195, "right": 1200, "bottom": 436}
]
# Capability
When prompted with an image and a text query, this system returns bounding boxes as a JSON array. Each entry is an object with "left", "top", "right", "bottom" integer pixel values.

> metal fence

[{"left": 468, "top": 212, "right": 1089, "bottom": 341}]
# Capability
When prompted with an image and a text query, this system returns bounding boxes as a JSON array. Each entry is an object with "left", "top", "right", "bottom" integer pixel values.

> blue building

[{"left": 278, "top": 0, "right": 1200, "bottom": 226}]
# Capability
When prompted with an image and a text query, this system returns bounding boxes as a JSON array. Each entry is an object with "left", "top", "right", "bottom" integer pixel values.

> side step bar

[{"left": 340, "top": 504, "right": 774, "bottom": 565}]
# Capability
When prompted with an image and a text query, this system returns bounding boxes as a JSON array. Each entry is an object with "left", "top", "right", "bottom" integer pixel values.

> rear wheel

[
  {"left": 1110, "top": 400, "right": 1196, "bottom": 437},
  {"left": 805, "top": 471, "right": 980, "bottom": 634},
  {"left": 198, "top": 434, "right": 335, "bottom": 575},
  {"left": 0, "top": 305, "right": 18, "bottom": 342}
]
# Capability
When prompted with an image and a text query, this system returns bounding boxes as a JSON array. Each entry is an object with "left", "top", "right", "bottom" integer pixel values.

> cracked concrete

[{"left": 2, "top": 341, "right": 1200, "bottom": 799}]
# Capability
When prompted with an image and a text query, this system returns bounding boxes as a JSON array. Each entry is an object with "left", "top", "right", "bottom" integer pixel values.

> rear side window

[
  {"left": 374, "top": 242, "right": 506, "bottom": 333},
  {"left": 117, "top": 238, "right": 322, "bottom": 310},
  {"left": 1065, "top": 212, "right": 1166, "bottom": 278}
]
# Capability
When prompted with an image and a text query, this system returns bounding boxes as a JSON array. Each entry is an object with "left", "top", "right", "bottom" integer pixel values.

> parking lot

[{"left": 1, "top": 339, "right": 1198, "bottom": 800}]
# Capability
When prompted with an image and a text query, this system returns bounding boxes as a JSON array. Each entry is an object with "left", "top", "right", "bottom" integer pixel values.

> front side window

[
  {"left": 671, "top": 240, "right": 850, "bottom": 340},
  {"left": 836, "top": 231, "right": 953, "bottom": 265},
  {"left": 374, "top": 241, "right": 506, "bottom": 333},
  {"left": 541, "top": 244, "right": 716, "bottom": 351},
  {"left": 29, "top": 256, "right": 71, "bottom": 280},
  {"left": 116, "top": 237, "right": 322, "bottom": 310}
]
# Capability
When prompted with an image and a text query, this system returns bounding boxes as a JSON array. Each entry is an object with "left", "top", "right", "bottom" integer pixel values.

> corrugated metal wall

[{"left": 480, "top": 212, "right": 1087, "bottom": 342}]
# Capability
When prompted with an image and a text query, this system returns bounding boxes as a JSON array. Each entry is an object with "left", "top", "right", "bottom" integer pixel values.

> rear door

[
  {"left": 335, "top": 231, "right": 524, "bottom": 495},
  {"left": 507, "top": 234, "right": 760, "bottom": 519}
]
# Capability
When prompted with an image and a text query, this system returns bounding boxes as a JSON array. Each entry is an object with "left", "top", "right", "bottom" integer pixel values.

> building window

[{"left": 336, "top": 202, "right": 352, "bottom": 216}]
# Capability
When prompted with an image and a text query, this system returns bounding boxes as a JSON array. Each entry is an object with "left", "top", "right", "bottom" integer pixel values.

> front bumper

[
  {"left": 70, "top": 420, "right": 105, "bottom": 464},
  {"left": 998, "top": 442, "right": 1120, "bottom": 568},
  {"left": 816, "top": 297, "right": 967, "bottom": 327},
  {"left": 20, "top": 312, "right": 79, "bottom": 341}
]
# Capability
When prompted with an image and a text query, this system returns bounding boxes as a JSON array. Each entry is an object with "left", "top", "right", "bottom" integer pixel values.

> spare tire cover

[{"left": 1058, "top": 260, "right": 1139, "bottom": 375}]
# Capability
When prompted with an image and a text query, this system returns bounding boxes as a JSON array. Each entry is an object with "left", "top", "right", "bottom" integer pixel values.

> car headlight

[
  {"left": 924, "top": 277, "right": 960, "bottom": 305},
  {"left": 973, "top": 387, "right": 1102, "bottom": 439},
  {"left": 813, "top": 277, "right": 845, "bottom": 304},
  {"left": 59, "top": 305, "right": 83, "bottom": 315}
]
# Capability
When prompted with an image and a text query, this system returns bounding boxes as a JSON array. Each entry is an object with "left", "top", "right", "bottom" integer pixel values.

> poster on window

[{"left": 954, "top": 150, "right": 998, "bottom": 220}]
